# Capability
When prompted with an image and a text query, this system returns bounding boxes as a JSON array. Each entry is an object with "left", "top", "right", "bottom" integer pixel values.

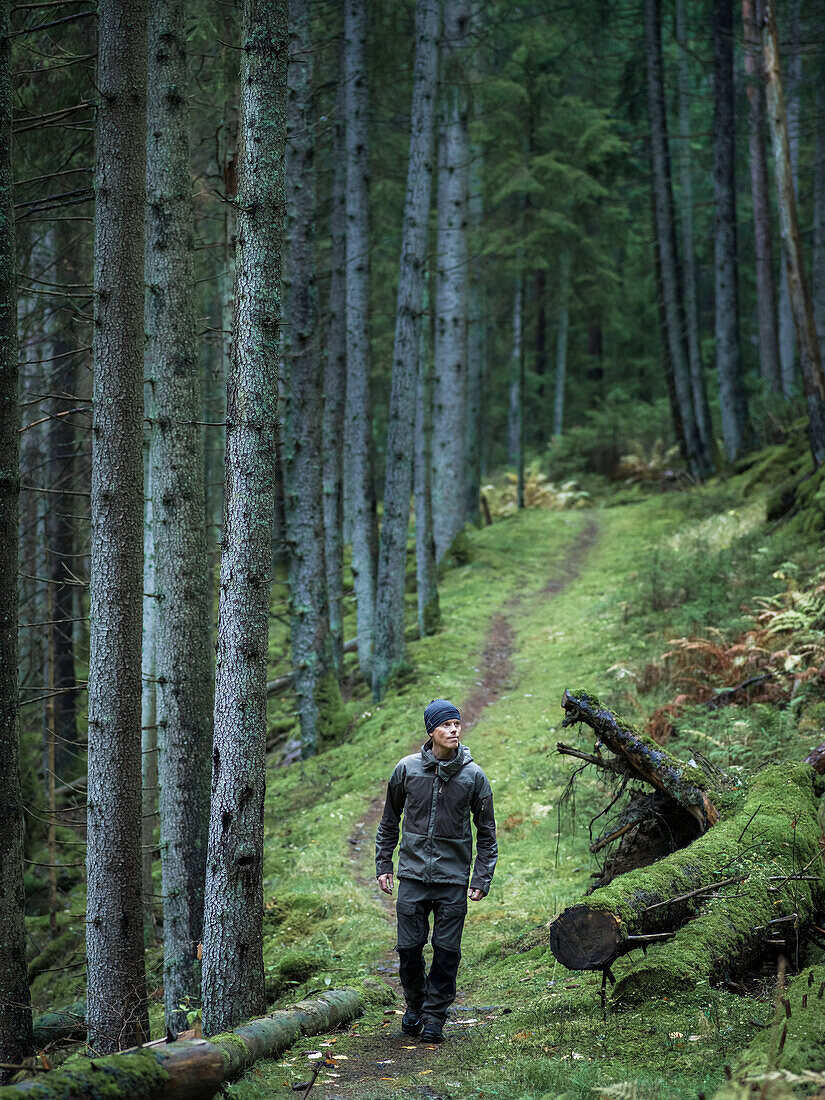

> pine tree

[
  {"left": 86, "top": 0, "right": 150, "bottom": 1053},
  {"left": 283, "top": 0, "right": 340, "bottom": 750},
  {"left": 372, "top": 0, "right": 440, "bottom": 701},
  {"left": 145, "top": 0, "right": 212, "bottom": 1032},
  {"left": 713, "top": 0, "right": 752, "bottom": 460},
  {"left": 432, "top": 0, "right": 470, "bottom": 560},
  {"left": 201, "top": 0, "right": 287, "bottom": 1034},
  {"left": 344, "top": 0, "right": 378, "bottom": 681},
  {"left": 0, "top": 0, "right": 33, "bottom": 1075}
]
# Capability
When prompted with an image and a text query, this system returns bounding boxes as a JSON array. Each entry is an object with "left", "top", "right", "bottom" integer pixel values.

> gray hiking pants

[{"left": 395, "top": 878, "right": 467, "bottom": 1024}]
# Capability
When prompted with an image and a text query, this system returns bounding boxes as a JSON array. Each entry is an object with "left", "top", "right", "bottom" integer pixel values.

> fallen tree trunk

[
  {"left": 560, "top": 688, "right": 719, "bottom": 830},
  {"left": 31, "top": 1003, "right": 85, "bottom": 1047},
  {"left": 550, "top": 691, "right": 825, "bottom": 1004},
  {"left": 0, "top": 989, "right": 363, "bottom": 1100}
]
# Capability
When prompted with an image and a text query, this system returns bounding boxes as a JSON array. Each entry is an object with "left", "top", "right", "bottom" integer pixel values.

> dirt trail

[{"left": 305, "top": 519, "right": 600, "bottom": 1098}]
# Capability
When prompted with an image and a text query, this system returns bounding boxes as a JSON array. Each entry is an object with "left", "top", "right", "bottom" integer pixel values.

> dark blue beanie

[{"left": 424, "top": 698, "right": 461, "bottom": 735}]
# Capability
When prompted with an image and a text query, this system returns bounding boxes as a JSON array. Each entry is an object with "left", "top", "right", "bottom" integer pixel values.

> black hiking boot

[
  {"left": 419, "top": 1018, "right": 444, "bottom": 1043},
  {"left": 401, "top": 1008, "right": 423, "bottom": 1036}
]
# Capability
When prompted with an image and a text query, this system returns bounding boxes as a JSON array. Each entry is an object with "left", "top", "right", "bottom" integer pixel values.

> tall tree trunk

[
  {"left": 0, "top": 0, "right": 34, "bottom": 1075},
  {"left": 675, "top": 0, "right": 715, "bottom": 452},
  {"left": 507, "top": 275, "right": 524, "bottom": 508},
  {"left": 372, "top": 0, "right": 440, "bottom": 702},
  {"left": 713, "top": 0, "right": 752, "bottom": 461},
  {"left": 48, "top": 221, "right": 82, "bottom": 772},
  {"left": 777, "top": 0, "right": 800, "bottom": 396},
  {"left": 201, "top": 0, "right": 287, "bottom": 1035},
  {"left": 813, "top": 64, "right": 825, "bottom": 367},
  {"left": 323, "top": 48, "right": 347, "bottom": 681},
  {"left": 283, "top": 0, "right": 340, "bottom": 750},
  {"left": 344, "top": 0, "right": 378, "bottom": 681},
  {"left": 146, "top": 0, "right": 213, "bottom": 1033},
  {"left": 645, "top": 0, "right": 710, "bottom": 479},
  {"left": 87, "top": 0, "right": 150, "bottom": 1054},
  {"left": 414, "top": 282, "right": 439, "bottom": 639},
  {"left": 552, "top": 251, "right": 570, "bottom": 439},
  {"left": 433, "top": 0, "right": 470, "bottom": 559},
  {"left": 762, "top": 0, "right": 825, "bottom": 466},
  {"left": 141, "top": 433, "right": 158, "bottom": 944},
  {"left": 743, "top": 0, "right": 781, "bottom": 394},
  {"left": 464, "top": 14, "right": 483, "bottom": 527}
]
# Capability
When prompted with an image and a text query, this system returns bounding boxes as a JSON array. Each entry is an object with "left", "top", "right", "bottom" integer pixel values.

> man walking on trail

[{"left": 375, "top": 699, "right": 497, "bottom": 1044}]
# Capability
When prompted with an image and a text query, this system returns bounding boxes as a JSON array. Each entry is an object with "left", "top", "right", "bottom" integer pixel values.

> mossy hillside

[
  {"left": 21, "top": 478, "right": 823, "bottom": 1099},
  {"left": 246, "top": 487, "right": 820, "bottom": 1100}
]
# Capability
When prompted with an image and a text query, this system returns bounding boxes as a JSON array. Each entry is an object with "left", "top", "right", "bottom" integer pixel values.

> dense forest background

[{"left": 2, "top": 0, "right": 825, "bottom": 1094}]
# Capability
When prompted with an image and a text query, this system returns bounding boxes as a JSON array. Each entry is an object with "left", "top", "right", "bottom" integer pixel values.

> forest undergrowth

[{"left": 25, "top": 450, "right": 825, "bottom": 1100}]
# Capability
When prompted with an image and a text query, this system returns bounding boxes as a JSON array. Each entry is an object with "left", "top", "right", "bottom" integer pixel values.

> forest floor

[
  {"left": 26, "top": 463, "right": 825, "bottom": 1100},
  {"left": 221, "top": 473, "right": 824, "bottom": 1100}
]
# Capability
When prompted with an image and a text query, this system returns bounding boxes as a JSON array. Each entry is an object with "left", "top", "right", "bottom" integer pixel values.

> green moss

[
  {"left": 421, "top": 592, "right": 441, "bottom": 635},
  {"left": 314, "top": 669, "right": 350, "bottom": 747},
  {"left": 0, "top": 1049, "right": 169, "bottom": 1100}
]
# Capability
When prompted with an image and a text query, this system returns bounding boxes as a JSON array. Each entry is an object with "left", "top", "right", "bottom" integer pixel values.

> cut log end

[{"left": 549, "top": 904, "right": 625, "bottom": 970}]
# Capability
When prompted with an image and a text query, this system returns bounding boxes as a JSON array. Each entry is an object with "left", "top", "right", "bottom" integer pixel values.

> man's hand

[
  {"left": 378, "top": 873, "right": 394, "bottom": 895},
  {"left": 468, "top": 887, "right": 485, "bottom": 901}
]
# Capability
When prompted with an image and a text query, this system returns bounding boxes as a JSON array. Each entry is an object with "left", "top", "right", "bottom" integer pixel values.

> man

[{"left": 375, "top": 698, "right": 497, "bottom": 1043}]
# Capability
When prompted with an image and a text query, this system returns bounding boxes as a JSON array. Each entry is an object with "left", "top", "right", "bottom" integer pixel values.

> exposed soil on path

[{"left": 306, "top": 518, "right": 601, "bottom": 1099}]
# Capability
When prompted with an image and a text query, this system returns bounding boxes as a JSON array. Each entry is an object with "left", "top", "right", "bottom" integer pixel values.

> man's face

[{"left": 431, "top": 718, "right": 461, "bottom": 757}]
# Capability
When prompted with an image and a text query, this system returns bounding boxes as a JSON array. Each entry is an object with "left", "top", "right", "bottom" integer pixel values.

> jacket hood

[{"left": 421, "top": 740, "right": 472, "bottom": 777}]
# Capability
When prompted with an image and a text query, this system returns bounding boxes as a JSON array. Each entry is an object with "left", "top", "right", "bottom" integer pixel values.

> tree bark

[
  {"left": 645, "top": 0, "right": 710, "bottom": 479},
  {"left": 552, "top": 251, "right": 570, "bottom": 439},
  {"left": 813, "top": 64, "right": 825, "bottom": 369},
  {"left": 201, "top": 0, "right": 287, "bottom": 1036},
  {"left": 743, "top": 0, "right": 781, "bottom": 394},
  {"left": 372, "top": 0, "right": 440, "bottom": 701},
  {"left": 323, "top": 44, "right": 347, "bottom": 681},
  {"left": 343, "top": 0, "right": 378, "bottom": 682},
  {"left": 432, "top": 0, "right": 470, "bottom": 559},
  {"left": 145, "top": 0, "right": 213, "bottom": 1032},
  {"left": 0, "top": 0, "right": 34, "bottom": 1076},
  {"left": 283, "top": 0, "right": 341, "bottom": 751},
  {"left": 414, "top": 297, "right": 440, "bottom": 639},
  {"left": 46, "top": 222, "right": 82, "bottom": 774},
  {"left": 86, "top": 0, "right": 150, "bottom": 1054},
  {"left": 464, "top": 14, "right": 483, "bottom": 527},
  {"left": 141, "top": 433, "right": 158, "bottom": 944},
  {"left": 674, "top": 0, "right": 715, "bottom": 453},
  {"left": 762, "top": 0, "right": 825, "bottom": 467},
  {"left": 507, "top": 275, "right": 524, "bottom": 507},
  {"left": 713, "top": 0, "right": 752, "bottom": 461},
  {"left": 777, "top": 0, "right": 800, "bottom": 397}
]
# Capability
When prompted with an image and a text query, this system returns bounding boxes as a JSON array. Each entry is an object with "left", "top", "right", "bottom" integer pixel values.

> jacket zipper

[{"left": 426, "top": 773, "right": 440, "bottom": 879}]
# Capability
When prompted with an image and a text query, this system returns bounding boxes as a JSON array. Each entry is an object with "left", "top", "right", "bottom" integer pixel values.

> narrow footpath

[{"left": 285, "top": 520, "right": 601, "bottom": 1099}]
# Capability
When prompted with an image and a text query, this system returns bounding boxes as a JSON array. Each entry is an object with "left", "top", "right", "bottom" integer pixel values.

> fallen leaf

[
  {"left": 376, "top": 1059, "right": 395, "bottom": 1065},
  {"left": 418, "top": 1070, "right": 433, "bottom": 1076}
]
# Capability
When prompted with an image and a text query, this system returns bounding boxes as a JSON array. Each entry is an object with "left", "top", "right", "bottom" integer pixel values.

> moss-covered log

[
  {"left": 550, "top": 763, "right": 825, "bottom": 1000},
  {"left": 710, "top": 965, "right": 825, "bottom": 1100},
  {"left": 560, "top": 689, "right": 718, "bottom": 829},
  {"left": 0, "top": 989, "right": 363, "bottom": 1100},
  {"left": 31, "top": 1003, "right": 85, "bottom": 1047}
]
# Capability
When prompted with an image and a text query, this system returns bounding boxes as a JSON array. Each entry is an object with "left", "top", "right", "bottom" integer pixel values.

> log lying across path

[
  {"left": 0, "top": 989, "right": 363, "bottom": 1100},
  {"left": 550, "top": 690, "right": 825, "bottom": 1005}
]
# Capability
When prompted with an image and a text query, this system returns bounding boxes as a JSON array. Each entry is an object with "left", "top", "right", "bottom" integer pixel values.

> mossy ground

[{"left": 25, "top": 451, "right": 825, "bottom": 1099}]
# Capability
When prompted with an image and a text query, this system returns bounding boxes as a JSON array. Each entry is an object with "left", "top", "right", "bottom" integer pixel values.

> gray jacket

[{"left": 375, "top": 741, "right": 497, "bottom": 894}]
